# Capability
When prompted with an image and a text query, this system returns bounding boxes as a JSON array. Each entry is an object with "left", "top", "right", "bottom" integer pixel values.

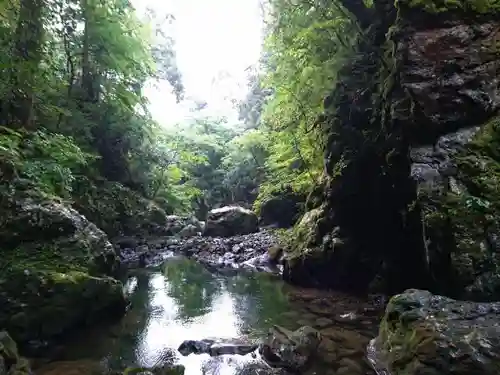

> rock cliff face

[{"left": 284, "top": 0, "right": 500, "bottom": 300}]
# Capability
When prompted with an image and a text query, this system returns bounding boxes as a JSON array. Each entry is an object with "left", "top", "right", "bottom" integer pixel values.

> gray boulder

[{"left": 203, "top": 206, "right": 258, "bottom": 237}]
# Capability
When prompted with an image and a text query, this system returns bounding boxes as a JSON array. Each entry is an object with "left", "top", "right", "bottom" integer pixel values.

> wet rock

[
  {"left": 371, "top": 289, "right": 500, "bottom": 375},
  {"left": 203, "top": 206, "right": 258, "bottom": 237},
  {"left": 0, "top": 331, "right": 32, "bottom": 375},
  {"left": 396, "top": 17, "right": 500, "bottom": 142},
  {"left": 259, "top": 325, "right": 321, "bottom": 370},
  {"left": 172, "top": 230, "right": 280, "bottom": 273},
  {"left": 177, "top": 339, "right": 257, "bottom": 357}
]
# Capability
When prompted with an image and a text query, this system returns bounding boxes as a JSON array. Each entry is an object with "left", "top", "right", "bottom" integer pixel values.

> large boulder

[
  {"left": 203, "top": 206, "right": 258, "bottom": 237},
  {"left": 0, "top": 186, "right": 126, "bottom": 344},
  {"left": 71, "top": 178, "right": 170, "bottom": 237},
  {"left": 370, "top": 289, "right": 500, "bottom": 375},
  {"left": 257, "top": 187, "right": 305, "bottom": 228}
]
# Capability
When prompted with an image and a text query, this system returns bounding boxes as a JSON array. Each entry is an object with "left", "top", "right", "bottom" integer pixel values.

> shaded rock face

[
  {"left": 395, "top": 17, "right": 500, "bottom": 143},
  {"left": 370, "top": 289, "right": 500, "bottom": 375},
  {"left": 283, "top": 3, "right": 500, "bottom": 299},
  {"left": 0, "top": 188, "right": 126, "bottom": 345},
  {"left": 203, "top": 206, "right": 258, "bottom": 237},
  {"left": 258, "top": 188, "right": 305, "bottom": 228}
]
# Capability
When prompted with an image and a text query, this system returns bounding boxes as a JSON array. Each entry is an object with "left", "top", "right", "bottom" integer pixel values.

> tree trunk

[{"left": 2, "top": 0, "right": 45, "bottom": 129}]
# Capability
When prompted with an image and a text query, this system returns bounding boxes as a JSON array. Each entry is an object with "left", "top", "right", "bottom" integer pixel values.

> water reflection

[
  {"left": 162, "top": 258, "right": 221, "bottom": 321},
  {"left": 42, "top": 256, "right": 382, "bottom": 375},
  {"left": 53, "top": 256, "right": 291, "bottom": 375}
]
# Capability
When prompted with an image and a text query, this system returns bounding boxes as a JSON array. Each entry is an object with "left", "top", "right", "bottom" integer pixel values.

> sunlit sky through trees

[{"left": 133, "top": 0, "right": 264, "bottom": 127}]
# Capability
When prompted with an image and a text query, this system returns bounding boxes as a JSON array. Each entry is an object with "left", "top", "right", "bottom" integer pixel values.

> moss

[
  {"left": 0, "top": 268, "right": 125, "bottom": 343},
  {"left": 378, "top": 295, "right": 439, "bottom": 375},
  {"left": 286, "top": 206, "right": 325, "bottom": 259},
  {"left": 0, "top": 186, "right": 125, "bottom": 344},
  {"left": 418, "top": 117, "right": 500, "bottom": 299}
]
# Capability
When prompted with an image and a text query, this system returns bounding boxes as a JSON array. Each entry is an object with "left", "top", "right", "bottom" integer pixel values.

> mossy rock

[
  {"left": 373, "top": 289, "right": 500, "bottom": 375},
  {"left": 282, "top": 206, "right": 351, "bottom": 288},
  {"left": 0, "top": 190, "right": 119, "bottom": 275},
  {"left": 0, "top": 331, "right": 32, "bottom": 375},
  {"left": 0, "top": 268, "right": 126, "bottom": 344},
  {"left": 0, "top": 186, "right": 126, "bottom": 344},
  {"left": 71, "top": 178, "right": 169, "bottom": 237},
  {"left": 418, "top": 118, "right": 500, "bottom": 300}
]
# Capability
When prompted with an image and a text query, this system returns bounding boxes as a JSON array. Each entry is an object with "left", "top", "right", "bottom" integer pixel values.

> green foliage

[
  {"left": 0, "top": 0, "right": 189, "bottom": 214},
  {"left": 0, "top": 127, "right": 93, "bottom": 197},
  {"left": 249, "top": 0, "right": 358, "bottom": 206}
]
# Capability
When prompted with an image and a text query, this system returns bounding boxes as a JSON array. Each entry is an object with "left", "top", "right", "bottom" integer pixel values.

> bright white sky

[{"left": 133, "top": 0, "right": 264, "bottom": 127}]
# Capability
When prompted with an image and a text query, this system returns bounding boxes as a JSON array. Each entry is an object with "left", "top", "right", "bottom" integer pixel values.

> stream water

[{"left": 35, "top": 255, "right": 384, "bottom": 375}]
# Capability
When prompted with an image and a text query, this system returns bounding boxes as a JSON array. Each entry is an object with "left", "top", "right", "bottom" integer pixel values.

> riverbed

[{"left": 34, "top": 255, "right": 384, "bottom": 375}]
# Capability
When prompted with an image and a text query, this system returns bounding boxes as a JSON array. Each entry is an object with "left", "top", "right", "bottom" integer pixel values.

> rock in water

[
  {"left": 371, "top": 289, "right": 500, "bottom": 375},
  {"left": 260, "top": 325, "right": 321, "bottom": 370},
  {"left": 177, "top": 339, "right": 258, "bottom": 357},
  {"left": 203, "top": 206, "right": 258, "bottom": 237}
]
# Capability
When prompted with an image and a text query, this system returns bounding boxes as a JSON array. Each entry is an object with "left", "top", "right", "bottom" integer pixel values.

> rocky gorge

[
  {"left": 1, "top": 1, "right": 500, "bottom": 375},
  {"left": 2, "top": 180, "right": 500, "bottom": 375}
]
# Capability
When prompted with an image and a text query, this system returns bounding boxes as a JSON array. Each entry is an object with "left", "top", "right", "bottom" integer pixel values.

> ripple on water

[{"left": 34, "top": 256, "right": 384, "bottom": 375}]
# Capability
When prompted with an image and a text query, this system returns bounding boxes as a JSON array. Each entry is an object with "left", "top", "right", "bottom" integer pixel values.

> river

[{"left": 34, "top": 255, "right": 384, "bottom": 375}]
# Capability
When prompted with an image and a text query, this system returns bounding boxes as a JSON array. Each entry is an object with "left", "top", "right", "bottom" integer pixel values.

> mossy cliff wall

[{"left": 284, "top": 0, "right": 500, "bottom": 300}]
